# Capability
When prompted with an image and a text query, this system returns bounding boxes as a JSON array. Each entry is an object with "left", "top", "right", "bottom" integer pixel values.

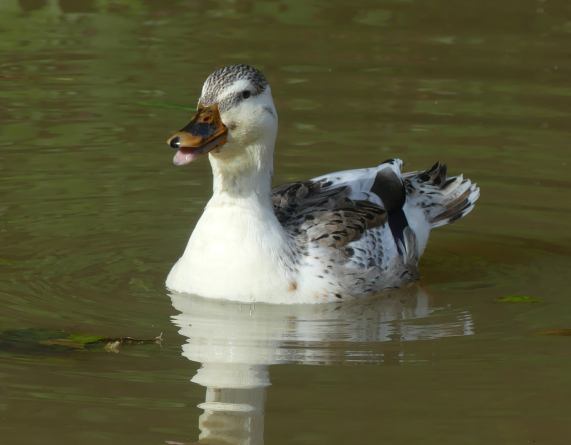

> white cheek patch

[{"left": 223, "top": 90, "right": 276, "bottom": 128}]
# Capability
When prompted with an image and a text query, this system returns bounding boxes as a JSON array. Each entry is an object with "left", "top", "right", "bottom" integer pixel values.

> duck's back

[{"left": 272, "top": 159, "right": 479, "bottom": 302}]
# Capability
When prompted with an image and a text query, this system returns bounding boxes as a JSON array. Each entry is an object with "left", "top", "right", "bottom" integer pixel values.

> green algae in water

[
  {"left": 495, "top": 295, "right": 544, "bottom": 304},
  {"left": 0, "top": 328, "right": 162, "bottom": 354}
]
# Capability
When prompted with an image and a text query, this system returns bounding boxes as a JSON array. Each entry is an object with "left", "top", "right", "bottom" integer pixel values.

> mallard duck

[{"left": 165, "top": 64, "right": 479, "bottom": 304}]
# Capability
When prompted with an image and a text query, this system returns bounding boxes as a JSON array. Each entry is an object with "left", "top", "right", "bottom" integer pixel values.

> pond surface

[{"left": 1, "top": 0, "right": 570, "bottom": 444}]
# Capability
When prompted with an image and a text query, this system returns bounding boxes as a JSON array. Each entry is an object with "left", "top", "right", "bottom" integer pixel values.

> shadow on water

[{"left": 169, "top": 286, "right": 474, "bottom": 445}]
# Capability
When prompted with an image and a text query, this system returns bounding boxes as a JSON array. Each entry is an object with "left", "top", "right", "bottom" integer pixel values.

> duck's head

[{"left": 167, "top": 64, "right": 278, "bottom": 166}]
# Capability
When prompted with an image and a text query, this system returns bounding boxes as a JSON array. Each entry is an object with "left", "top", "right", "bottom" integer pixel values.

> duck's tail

[{"left": 404, "top": 162, "right": 480, "bottom": 228}]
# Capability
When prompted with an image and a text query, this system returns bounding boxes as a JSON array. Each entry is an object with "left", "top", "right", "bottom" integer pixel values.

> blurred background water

[{"left": 0, "top": 0, "right": 570, "bottom": 444}]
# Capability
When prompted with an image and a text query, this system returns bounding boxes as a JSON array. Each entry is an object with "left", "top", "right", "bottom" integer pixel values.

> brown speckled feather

[{"left": 272, "top": 179, "right": 387, "bottom": 251}]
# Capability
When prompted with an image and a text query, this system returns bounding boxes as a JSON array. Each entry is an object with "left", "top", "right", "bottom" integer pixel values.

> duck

[{"left": 165, "top": 64, "right": 480, "bottom": 304}]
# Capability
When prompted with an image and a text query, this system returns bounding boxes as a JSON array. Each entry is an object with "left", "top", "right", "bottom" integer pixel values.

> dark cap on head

[{"left": 200, "top": 64, "right": 268, "bottom": 108}]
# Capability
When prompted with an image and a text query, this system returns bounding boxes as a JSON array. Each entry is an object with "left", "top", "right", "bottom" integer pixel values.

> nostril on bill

[{"left": 169, "top": 136, "right": 181, "bottom": 149}]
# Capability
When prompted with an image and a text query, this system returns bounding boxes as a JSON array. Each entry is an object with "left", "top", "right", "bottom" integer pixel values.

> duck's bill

[
  {"left": 166, "top": 104, "right": 228, "bottom": 166},
  {"left": 172, "top": 133, "right": 227, "bottom": 166}
]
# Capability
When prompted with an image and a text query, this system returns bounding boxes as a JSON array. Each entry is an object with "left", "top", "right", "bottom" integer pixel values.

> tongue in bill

[{"left": 173, "top": 149, "right": 201, "bottom": 166}]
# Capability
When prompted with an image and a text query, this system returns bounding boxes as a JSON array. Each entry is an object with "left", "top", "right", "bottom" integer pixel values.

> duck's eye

[{"left": 241, "top": 90, "right": 251, "bottom": 99}]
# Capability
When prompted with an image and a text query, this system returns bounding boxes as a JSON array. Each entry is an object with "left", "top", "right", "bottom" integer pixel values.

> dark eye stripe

[
  {"left": 201, "top": 83, "right": 264, "bottom": 108},
  {"left": 216, "top": 88, "right": 263, "bottom": 112}
]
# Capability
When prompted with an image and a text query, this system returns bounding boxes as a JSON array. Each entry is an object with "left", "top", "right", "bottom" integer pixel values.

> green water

[{"left": 1, "top": 0, "right": 570, "bottom": 443}]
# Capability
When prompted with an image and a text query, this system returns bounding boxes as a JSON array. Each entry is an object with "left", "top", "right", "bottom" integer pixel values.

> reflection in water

[{"left": 170, "top": 287, "right": 474, "bottom": 444}]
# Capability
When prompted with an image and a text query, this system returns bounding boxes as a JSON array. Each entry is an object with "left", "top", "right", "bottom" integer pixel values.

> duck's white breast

[{"left": 166, "top": 199, "right": 296, "bottom": 302}]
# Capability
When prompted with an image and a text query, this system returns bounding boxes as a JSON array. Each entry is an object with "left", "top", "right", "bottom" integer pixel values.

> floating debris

[{"left": 0, "top": 328, "right": 163, "bottom": 354}]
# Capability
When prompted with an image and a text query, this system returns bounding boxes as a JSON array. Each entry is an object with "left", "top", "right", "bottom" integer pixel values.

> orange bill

[{"left": 167, "top": 104, "right": 228, "bottom": 165}]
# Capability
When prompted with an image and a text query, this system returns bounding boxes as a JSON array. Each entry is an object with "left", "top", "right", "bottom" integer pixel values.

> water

[{"left": 1, "top": 0, "right": 570, "bottom": 443}]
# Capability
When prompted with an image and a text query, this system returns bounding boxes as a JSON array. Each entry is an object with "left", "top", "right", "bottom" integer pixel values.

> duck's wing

[
  {"left": 272, "top": 178, "right": 388, "bottom": 249},
  {"left": 272, "top": 159, "right": 418, "bottom": 255},
  {"left": 272, "top": 160, "right": 421, "bottom": 298}
]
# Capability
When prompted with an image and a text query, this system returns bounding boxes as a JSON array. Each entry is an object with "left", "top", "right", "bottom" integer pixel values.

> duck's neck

[
  {"left": 168, "top": 139, "right": 295, "bottom": 300},
  {"left": 209, "top": 141, "right": 274, "bottom": 208}
]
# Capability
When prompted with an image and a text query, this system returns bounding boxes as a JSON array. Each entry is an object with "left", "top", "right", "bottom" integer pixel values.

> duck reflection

[{"left": 169, "top": 286, "right": 473, "bottom": 445}]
